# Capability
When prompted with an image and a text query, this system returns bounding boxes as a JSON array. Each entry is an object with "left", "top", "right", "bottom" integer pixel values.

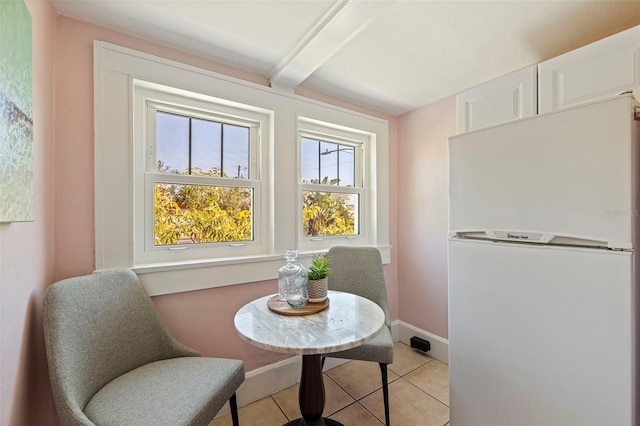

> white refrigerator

[{"left": 448, "top": 95, "right": 639, "bottom": 426}]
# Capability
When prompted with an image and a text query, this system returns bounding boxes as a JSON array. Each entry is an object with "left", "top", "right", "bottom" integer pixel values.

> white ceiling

[{"left": 51, "top": 0, "right": 640, "bottom": 116}]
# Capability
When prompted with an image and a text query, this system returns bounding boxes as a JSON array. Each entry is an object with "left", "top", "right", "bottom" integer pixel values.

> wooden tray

[{"left": 267, "top": 295, "right": 329, "bottom": 316}]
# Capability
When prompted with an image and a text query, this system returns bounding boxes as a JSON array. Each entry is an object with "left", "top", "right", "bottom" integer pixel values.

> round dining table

[{"left": 234, "top": 290, "right": 385, "bottom": 426}]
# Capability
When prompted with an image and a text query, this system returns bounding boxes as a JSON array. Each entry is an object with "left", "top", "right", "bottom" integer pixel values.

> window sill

[{"left": 125, "top": 246, "right": 391, "bottom": 296}]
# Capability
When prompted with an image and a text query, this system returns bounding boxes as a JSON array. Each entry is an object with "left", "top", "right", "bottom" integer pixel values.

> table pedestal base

[
  {"left": 282, "top": 354, "right": 345, "bottom": 426},
  {"left": 284, "top": 418, "right": 344, "bottom": 426}
]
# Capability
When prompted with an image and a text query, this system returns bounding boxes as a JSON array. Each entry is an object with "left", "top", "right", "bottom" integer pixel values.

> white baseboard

[
  {"left": 216, "top": 354, "right": 350, "bottom": 417},
  {"left": 395, "top": 320, "right": 449, "bottom": 364},
  {"left": 217, "top": 321, "right": 448, "bottom": 417},
  {"left": 237, "top": 355, "right": 301, "bottom": 406}
]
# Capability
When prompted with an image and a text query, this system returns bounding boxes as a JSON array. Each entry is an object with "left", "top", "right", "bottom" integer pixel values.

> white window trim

[
  {"left": 133, "top": 82, "right": 270, "bottom": 264},
  {"left": 297, "top": 117, "right": 373, "bottom": 251},
  {"left": 94, "top": 41, "right": 390, "bottom": 296}
]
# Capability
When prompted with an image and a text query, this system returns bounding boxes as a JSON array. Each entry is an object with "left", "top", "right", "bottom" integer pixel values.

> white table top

[{"left": 234, "top": 290, "right": 385, "bottom": 355}]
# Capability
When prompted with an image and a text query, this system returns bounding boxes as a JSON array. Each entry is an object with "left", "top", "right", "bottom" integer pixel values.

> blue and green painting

[{"left": 0, "top": 0, "right": 33, "bottom": 222}]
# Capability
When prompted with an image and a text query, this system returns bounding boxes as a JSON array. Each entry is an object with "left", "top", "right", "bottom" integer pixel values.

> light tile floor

[{"left": 210, "top": 342, "right": 450, "bottom": 426}]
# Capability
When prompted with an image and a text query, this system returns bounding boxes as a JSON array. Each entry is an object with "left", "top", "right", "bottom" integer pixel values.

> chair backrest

[
  {"left": 327, "top": 246, "right": 391, "bottom": 328},
  {"left": 43, "top": 269, "right": 198, "bottom": 425}
]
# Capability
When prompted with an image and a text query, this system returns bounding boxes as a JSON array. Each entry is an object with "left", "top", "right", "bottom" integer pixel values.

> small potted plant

[{"left": 307, "top": 254, "right": 331, "bottom": 303}]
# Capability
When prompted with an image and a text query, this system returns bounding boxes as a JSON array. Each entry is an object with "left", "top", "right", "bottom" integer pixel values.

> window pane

[
  {"left": 302, "top": 191, "right": 358, "bottom": 237},
  {"left": 301, "top": 138, "right": 355, "bottom": 187},
  {"left": 301, "top": 137, "right": 319, "bottom": 183},
  {"left": 337, "top": 144, "right": 355, "bottom": 187},
  {"left": 320, "top": 141, "right": 338, "bottom": 185},
  {"left": 156, "top": 112, "right": 189, "bottom": 174},
  {"left": 192, "top": 118, "right": 221, "bottom": 176},
  {"left": 156, "top": 112, "right": 250, "bottom": 179},
  {"left": 154, "top": 183, "right": 253, "bottom": 245},
  {"left": 222, "top": 124, "right": 250, "bottom": 179}
]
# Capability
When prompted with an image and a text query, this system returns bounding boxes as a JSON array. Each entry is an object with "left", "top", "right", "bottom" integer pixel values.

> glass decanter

[{"left": 278, "top": 250, "right": 308, "bottom": 308}]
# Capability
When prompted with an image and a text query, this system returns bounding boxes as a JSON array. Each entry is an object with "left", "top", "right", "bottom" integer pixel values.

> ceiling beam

[{"left": 268, "top": 0, "right": 396, "bottom": 92}]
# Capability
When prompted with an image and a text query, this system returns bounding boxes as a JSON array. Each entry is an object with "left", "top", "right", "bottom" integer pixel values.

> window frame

[
  {"left": 297, "top": 117, "right": 374, "bottom": 251},
  {"left": 135, "top": 89, "right": 267, "bottom": 264}
]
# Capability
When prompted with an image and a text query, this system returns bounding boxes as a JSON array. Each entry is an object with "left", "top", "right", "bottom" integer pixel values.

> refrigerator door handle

[
  {"left": 449, "top": 230, "right": 631, "bottom": 251},
  {"left": 449, "top": 230, "right": 554, "bottom": 243}
]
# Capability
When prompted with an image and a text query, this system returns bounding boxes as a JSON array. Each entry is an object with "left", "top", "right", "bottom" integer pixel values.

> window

[
  {"left": 95, "top": 42, "right": 389, "bottom": 295},
  {"left": 151, "top": 109, "right": 255, "bottom": 246},
  {"left": 133, "top": 82, "right": 269, "bottom": 265},
  {"left": 298, "top": 118, "right": 370, "bottom": 251}
]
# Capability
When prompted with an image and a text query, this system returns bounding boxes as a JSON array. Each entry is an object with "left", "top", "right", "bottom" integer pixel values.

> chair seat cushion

[
  {"left": 325, "top": 326, "right": 393, "bottom": 364},
  {"left": 85, "top": 357, "right": 244, "bottom": 426}
]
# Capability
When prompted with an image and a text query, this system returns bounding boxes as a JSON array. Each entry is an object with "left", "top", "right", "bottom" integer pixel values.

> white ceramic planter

[{"left": 307, "top": 277, "right": 328, "bottom": 303}]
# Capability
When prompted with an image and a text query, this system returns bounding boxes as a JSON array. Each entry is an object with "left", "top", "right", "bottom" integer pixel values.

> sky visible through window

[
  {"left": 301, "top": 137, "right": 354, "bottom": 186},
  {"left": 156, "top": 111, "right": 249, "bottom": 178}
]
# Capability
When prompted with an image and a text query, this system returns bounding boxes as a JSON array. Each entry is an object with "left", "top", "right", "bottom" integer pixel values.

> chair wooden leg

[
  {"left": 230, "top": 393, "right": 240, "bottom": 426},
  {"left": 379, "top": 363, "right": 390, "bottom": 426}
]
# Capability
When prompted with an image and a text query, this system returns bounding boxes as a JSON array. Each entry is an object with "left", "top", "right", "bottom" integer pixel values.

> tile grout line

[
  {"left": 395, "top": 357, "right": 450, "bottom": 407},
  {"left": 387, "top": 355, "right": 435, "bottom": 378},
  {"left": 400, "top": 376, "right": 449, "bottom": 408},
  {"left": 270, "top": 395, "right": 293, "bottom": 422}
]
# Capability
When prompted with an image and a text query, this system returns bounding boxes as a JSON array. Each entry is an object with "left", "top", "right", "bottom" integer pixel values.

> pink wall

[
  {"left": 4, "top": 8, "right": 399, "bottom": 424},
  {"left": 1, "top": 1, "right": 57, "bottom": 424},
  {"left": 397, "top": 96, "right": 456, "bottom": 339},
  {"left": 53, "top": 16, "right": 399, "bottom": 373}
]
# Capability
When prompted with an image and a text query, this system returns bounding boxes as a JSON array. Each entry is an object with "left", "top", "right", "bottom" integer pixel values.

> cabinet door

[
  {"left": 456, "top": 66, "right": 537, "bottom": 134},
  {"left": 538, "top": 25, "right": 640, "bottom": 114}
]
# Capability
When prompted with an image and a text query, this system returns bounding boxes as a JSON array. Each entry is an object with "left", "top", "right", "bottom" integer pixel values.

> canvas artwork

[{"left": 0, "top": 0, "right": 33, "bottom": 222}]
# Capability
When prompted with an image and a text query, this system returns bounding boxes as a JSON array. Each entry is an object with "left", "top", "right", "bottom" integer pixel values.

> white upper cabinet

[
  {"left": 538, "top": 25, "right": 640, "bottom": 114},
  {"left": 456, "top": 66, "right": 537, "bottom": 134}
]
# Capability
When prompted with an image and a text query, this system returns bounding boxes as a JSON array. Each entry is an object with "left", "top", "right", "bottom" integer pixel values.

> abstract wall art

[{"left": 0, "top": 0, "right": 33, "bottom": 222}]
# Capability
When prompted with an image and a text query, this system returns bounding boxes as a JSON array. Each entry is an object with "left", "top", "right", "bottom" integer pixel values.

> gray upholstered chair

[
  {"left": 43, "top": 269, "right": 245, "bottom": 426},
  {"left": 323, "top": 246, "right": 394, "bottom": 426}
]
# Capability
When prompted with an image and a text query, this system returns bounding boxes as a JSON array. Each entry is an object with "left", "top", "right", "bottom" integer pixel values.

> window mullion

[
  {"left": 336, "top": 147, "right": 340, "bottom": 186},
  {"left": 188, "top": 117, "right": 193, "bottom": 175},
  {"left": 220, "top": 123, "right": 224, "bottom": 177},
  {"left": 148, "top": 171, "right": 260, "bottom": 189},
  {"left": 300, "top": 183, "right": 363, "bottom": 194},
  {"left": 317, "top": 139, "right": 321, "bottom": 183}
]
